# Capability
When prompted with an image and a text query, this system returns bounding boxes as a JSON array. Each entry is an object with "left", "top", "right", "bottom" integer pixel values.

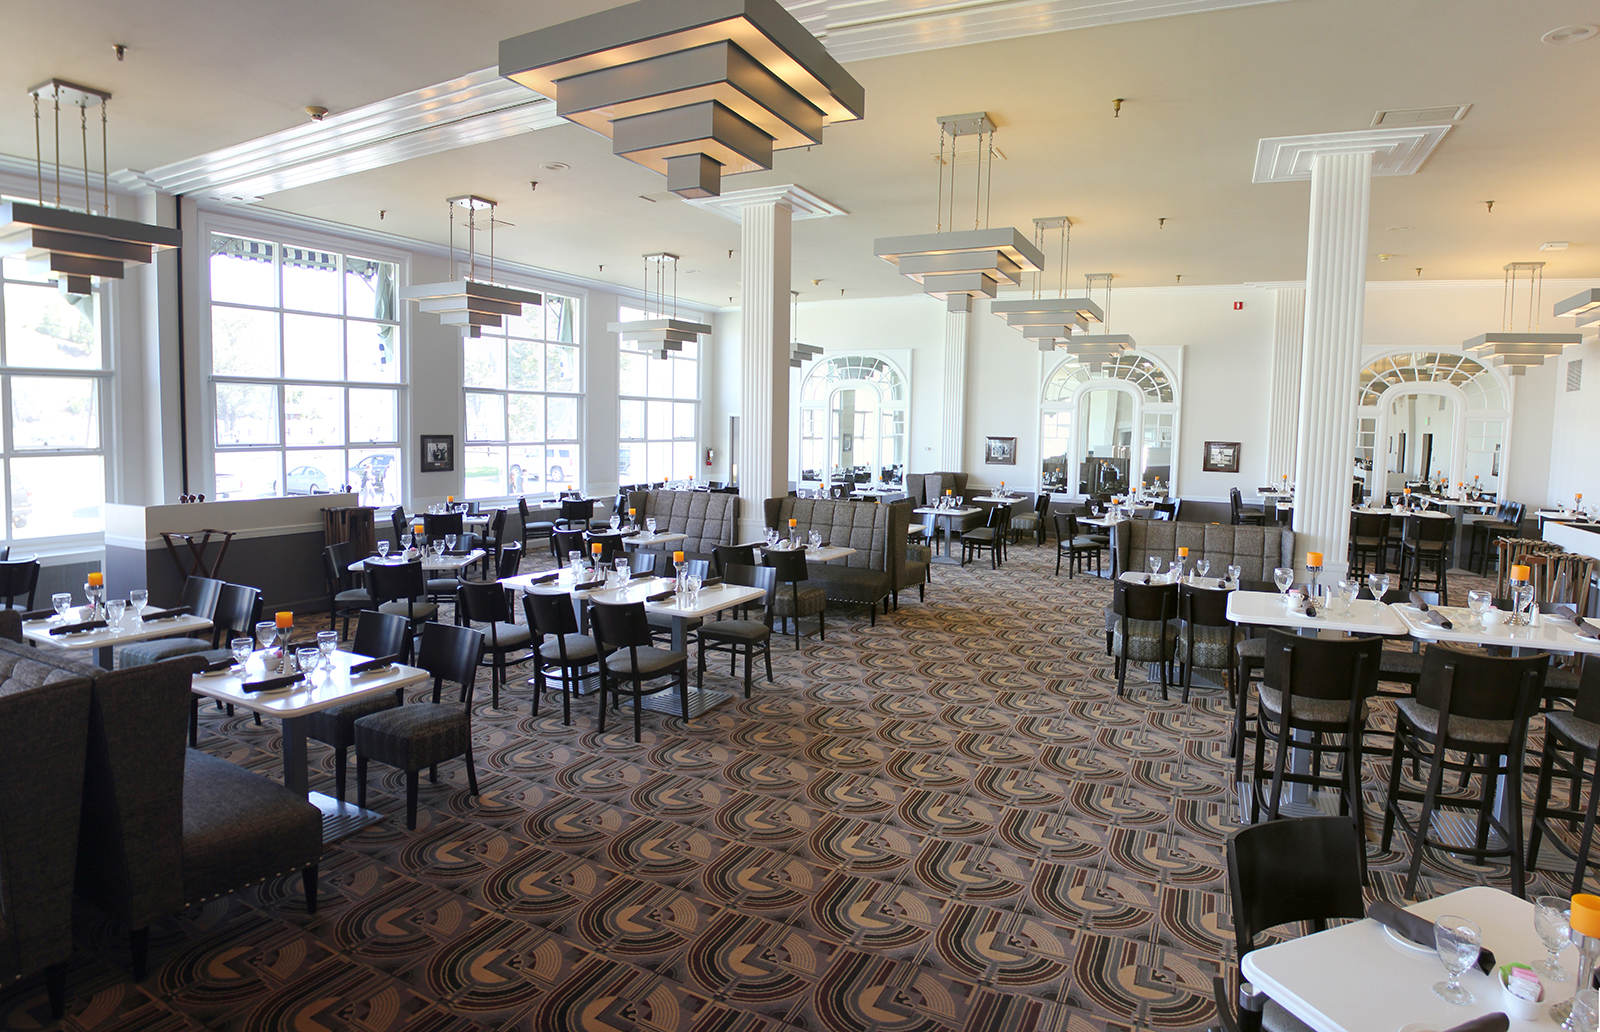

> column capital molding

[
  {"left": 1252, "top": 126, "right": 1452, "bottom": 184},
  {"left": 683, "top": 184, "right": 848, "bottom": 224}
]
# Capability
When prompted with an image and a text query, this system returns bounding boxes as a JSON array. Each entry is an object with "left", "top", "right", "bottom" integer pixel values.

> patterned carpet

[{"left": 0, "top": 542, "right": 1581, "bottom": 1032}]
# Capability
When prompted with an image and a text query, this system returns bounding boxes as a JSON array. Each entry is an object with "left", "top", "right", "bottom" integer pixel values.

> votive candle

[
  {"left": 275, "top": 611, "right": 293, "bottom": 628},
  {"left": 1306, "top": 552, "right": 1323, "bottom": 567},
  {"left": 1511, "top": 564, "right": 1531, "bottom": 581},
  {"left": 87, "top": 571, "right": 103, "bottom": 587}
]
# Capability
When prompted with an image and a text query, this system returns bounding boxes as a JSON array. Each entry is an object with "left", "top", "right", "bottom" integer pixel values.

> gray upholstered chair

[
  {"left": 363, "top": 560, "right": 438, "bottom": 660},
  {"left": 304, "top": 610, "right": 410, "bottom": 803},
  {"left": 524, "top": 591, "right": 599, "bottom": 726},
  {"left": 116, "top": 575, "right": 224, "bottom": 668},
  {"left": 697, "top": 564, "right": 776, "bottom": 698},
  {"left": 0, "top": 665, "right": 92, "bottom": 1019},
  {"left": 1174, "top": 583, "right": 1236, "bottom": 704},
  {"left": 1110, "top": 580, "right": 1177, "bottom": 698},
  {"left": 899, "top": 543, "right": 931, "bottom": 607},
  {"left": 592, "top": 600, "right": 689, "bottom": 743},
  {"left": 356, "top": 622, "right": 485, "bottom": 830},
  {"left": 456, "top": 579, "right": 534, "bottom": 708},
  {"left": 323, "top": 542, "right": 373, "bottom": 636},
  {"left": 764, "top": 549, "right": 827, "bottom": 649}
]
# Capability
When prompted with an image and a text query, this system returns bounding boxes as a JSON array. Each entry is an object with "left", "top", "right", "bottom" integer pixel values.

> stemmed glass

[
  {"left": 129, "top": 588, "right": 148, "bottom": 625},
  {"left": 317, "top": 630, "right": 339, "bottom": 667},
  {"left": 231, "top": 637, "right": 254, "bottom": 670},
  {"left": 51, "top": 591, "right": 72, "bottom": 622},
  {"left": 1227, "top": 565, "right": 1242, "bottom": 588},
  {"left": 1273, "top": 567, "right": 1294, "bottom": 597},
  {"left": 444, "top": 533, "right": 458, "bottom": 553},
  {"left": 1196, "top": 559, "right": 1212, "bottom": 581},
  {"left": 399, "top": 532, "right": 413, "bottom": 552},
  {"left": 106, "top": 598, "right": 126, "bottom": 633},
  {"left": 809, "top": 530, "right": 822, "bottom": 549},
  {"left": 1148, "top": 556, "right": 1163, "bottom": 579},
  {"left": 646, "top": 517, "right": 658, "bottom": 535},
  {"left": 1534, "top": 896, "right": 1573, "bottom": 981},
  {"left": 1468, "top": 589, "right": 1493, "bottom": 629},
  {"left": 255, "top": 620, "right": 277, "bottom": 652},
  {"left": 609, "top": 514, "right": 621, "bottom": 531},
  {"left": 1432, "top": 915, "right": 1481, "bottom": 1005},
  {"left": 1338, "top": 579, "right": 1359, "bottom": 614},
  {"left": 377, "top": 539, "right": 391, "bottom": 559}
]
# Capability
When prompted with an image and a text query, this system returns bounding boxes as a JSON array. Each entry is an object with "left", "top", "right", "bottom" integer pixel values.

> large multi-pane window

[
  {"left": 0, "top": 258, "right": 108, "bottom": 540},
  {"left": 617, "top": 305, "right": 700, "bottom": 484},
  {"left": 464, "top": 293, "right": 580, "bottom": 499},
  {"left": 208, "top": 234, "right": 403, "bottom": 506}
]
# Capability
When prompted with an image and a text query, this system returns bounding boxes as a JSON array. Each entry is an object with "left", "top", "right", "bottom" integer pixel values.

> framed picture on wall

[
  {"left": 420, "top": 434, "right": 454, "bottom": 473},
  {"left": 1203, "top": 441, "right": 1240, "bottom": 473},
  {"left": 985, "top": 436, "right": 1018, "bottom": 465}
]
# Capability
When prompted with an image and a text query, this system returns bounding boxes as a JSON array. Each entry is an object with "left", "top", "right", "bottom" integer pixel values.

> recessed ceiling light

[
  {"left": 1543, "top": 24, "right": 1598, "bottom": 44},
  {"left": 541, "top": 161, "right": 570, "bottom": 171}
]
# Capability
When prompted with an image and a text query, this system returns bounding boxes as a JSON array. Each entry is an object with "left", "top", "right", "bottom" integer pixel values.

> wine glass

[
  {"left": 1273, "top": 567, "right": 1294, "bottom": 597},
  {"left": 1376, "top": 573, "right": 1392, "bottom": 598},
  {"left": 399, "top": 532, "right": 413, "bottom": 552},
  {"left": 51, "top": 591, "right": 72, "bottom": 622},
  {"left": 255, "top": 620, "right": 277, "bottom": 651},
  {"left": 445, "top": 533, "right": 458, "bottom": 552},
  {"left": 295, "top": 646, "right": 321, "bottom": 675},
  {"left": 646, "top": 517, "right": 658, "bottom": 535},
  {"left": 809, "top": 530, "right": 822, "bottom": 548},
  {"left": 377, "top": 539, "right": 390, "bottom": 559},
  {"left": 129, "top": 588, "right": 148, "bottom": 624},
  {"left": 1339, "top": 579, "right": 1359, "bottom": 612},
  {"left": 615, "top": 558, "right": 630, "bottom": 583},
  {"left": 1432, "top": 915, "right": 1481, "bottom": 1005},
  {"left": 317, "top": 629, "right": 339, "bottom": 665},
  {"left": 106, "top": 598, "right": 126, "bottom": 633},
  {"left": 1148, "top": 556, "right": 1162, "bottom": 578},
  {"left": 1467, "top": 589, "right": 1493, "bottom": 628},
  {"left": 1227, "top": 565, "right": 1242, "bottom": 587},
  {"left": 1534, "top": 896, "right": 1572, "bottom": 981},
  {"left": 567, "top": 550, "right": 584, "bottom": 572},
  {"left": 1168, "top": 559, "right": 1184, "bottom": 582},
  {"left": 1196, "top": 559, "right": 1212, "bottom": 580},
  {"left": 231, "top": 637, "right": 253, "bottom": 670}
]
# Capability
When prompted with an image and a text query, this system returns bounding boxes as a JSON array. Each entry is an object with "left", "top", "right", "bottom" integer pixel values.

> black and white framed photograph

[
  {"left": 985, "top": 436, "right": 1018, "bottom": 465},
  {"left": 1203, "top": 441, "right": 1240, "bottom": 473},
  {"left": 420, "top": 434, "right": 454, "bottom": 473}
]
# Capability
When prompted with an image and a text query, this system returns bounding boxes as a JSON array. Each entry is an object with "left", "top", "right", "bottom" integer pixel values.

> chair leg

[
  {"left": 1403, "top": 736, "right": 1450, "bottom": 900},
  {"left": 303, "top": 864, "right": 319, "bottom": 914},
  {"left": 405, "top": 771, "right": 420, "bottom": 830},
  {"left": 743, "top": 646, "right": 754, "bottom": 698},
  {"left": 1569, "top": 753, "right": 1600, "bottom": 895},
  {"left": 597, "top": 667, "right": 609, "bottom": 733},
  {"left": 822, "top": 610, "right": 828, "bottom": 639},
  {"left": 697, "top": 639, "right": 707, "bottom": 689},
  {"left": 189, "top": 693, "right": 199, "bottom": 747},
  {"left": 679, "top": 667, "right": 690, "bottom": 721},
  {"left": 634, "top": 683, "right": 644, "bottom": 743},
  {"left": 335, "top": 747, "right": 348, "bottom": 803},
  {"left": 764, "top": 639, "right": 774, "bottom": 683},
  {"left": 465, "top": 741, "right": 480, "bottom": 797},
  {"left": 130, "top": 926, "right": 150, "bottom": 980},
  {"left": 44, "top": 963, "right": 65, "bottom": 1020}
]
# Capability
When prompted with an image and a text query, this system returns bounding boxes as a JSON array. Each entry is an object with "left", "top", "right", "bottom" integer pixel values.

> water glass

[
  {"left": 609, "top": 514, "right": 621, "bottom": 531},
  {"left": 445, "top": 534, "right": 458, "bottom": 552},
  {"left": 1168, "top": 559, "right": 1184, "bottom": 582},
  {"left": 255, "top": 620, "right": 277, "bottom": 651},
  {"left": 1534, "top": 896, "right": 1573, "bottom": 981},
  {"left": 399, "top": 532, "right": 413, "bottom": 551},
  {"left": 615, "top": 558, "right": 630, "bottom": 581},
  {"left": 685, "top": 574, "right": 702, "bottom": 606},
  {"left": 51, "top": 591, "right": 72, "bottom": 621},
  {"left": 1338, "top": 579, "right": 1359, "bottom": 613},
  {"left": 1433, "top": 914, "right": 1481, "bottom": 1005},
  {"left": 568, "top": 550, "right": 585, "bottom": 572},
  {"left": 1227, "top": 565, "right": 1242, "bottom": 587},
  {"left": 1273, "top": 567, "right": 1294, "bottom": 596},
  {"left": 129, "top": 588, "right": 149, "bottom": 622},
  {"left": 231, "top": 637, "right": 253, "bottom": 668},
  {"left": 646, "top": 517, "right": 658, "bottom": 535},
  {"left": 809, "top": 530, "right": 822, "bottom": 548},
  {"left": 1196, "top": 559, "right": 1211, "bottom": 580},
  {"left": 295, "top": 646, "right": 321, "bottom": 674},
  {"left": 1467, "top": 589, "right": 1493, "bottom": 628},
  {"left": 1148, "top": 556, "right": 1163, "bottom": 577},
  {"left": 317, "top": 629, "right": 339, "bottom": 663},
  {"left": 106, "top": 598, "right": 127, "bottom": 631},
  {"left": 377, "top": 539, "right": 391, "bottom": 559}
]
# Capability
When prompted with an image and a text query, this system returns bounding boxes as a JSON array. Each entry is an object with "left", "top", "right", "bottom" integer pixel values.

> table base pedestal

[
  {"left": 636, "top": 686, "right": 733, "bottom": 719},
  {"left": 311, "top": 790, "right": 385, "bottom": 845}
]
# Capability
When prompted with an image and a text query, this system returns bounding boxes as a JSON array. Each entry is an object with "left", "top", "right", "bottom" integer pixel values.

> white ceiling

[{"left": 3, "top": 0, "right": 1599, "bottom": 308}]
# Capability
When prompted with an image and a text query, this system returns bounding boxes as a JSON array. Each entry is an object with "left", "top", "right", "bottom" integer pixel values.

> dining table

[
  {"left": 738, "top": 541, "right": 858, "bottom": 564},
  {"left": 188, "top": 648, "right": 430, "bottom": 844},
  {"left": 618, "top": 529, "right": 688, "bottom": 551},
  {"left": 913, "top": 505, "right": 982, "bottom": 565},
  {"left": 1390, "top": 601, "right": 1600, "bottom": 658},
  {"left": 1242, "top": 885, "right": 1573, "bottom": 1032},
  {"left": 23, "top": 609, "right": 215, "bottom": 670},
  {"left": 346, "top": 548, "right": 486, "bottom": 574}
]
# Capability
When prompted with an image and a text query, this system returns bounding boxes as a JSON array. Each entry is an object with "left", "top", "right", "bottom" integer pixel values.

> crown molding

[
  {"left": 682, "top": 184, "right": 849, "bottom": 224},
  {"left": 1252, "top": 125, "right": 1452, "bottom": 184}
]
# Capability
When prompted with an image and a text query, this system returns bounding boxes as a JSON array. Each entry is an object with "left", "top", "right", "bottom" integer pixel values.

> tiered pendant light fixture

[
  {"left": 498, "top": 0, "right": 864, "bottom": 199},
  {"left": 991, "top": 216, "right": 1103, "bottom": 350},
  {"left": 0, "top": 79, "right": 179, "bottom": 296},
  {"left": 1554, "top": 287, "right": 1600, "bottom": 328},
  {"left": 1462, "top": 262, "right": 1581, "bottom": 374},
  {"left": 1064, "top": 273, "right": 1136, "bottom": 370},
  {"left": 608, "top": 253, "right": 710, "bottom": 359},
  {"left": 400, "top": 196, "right": 542, "bottom": 339},
  {"left": 790, "top": 291, "right": 822, "bottom": 368},
  {"left": 874, "top": 112, "right": 1043, "bottom": 312}
]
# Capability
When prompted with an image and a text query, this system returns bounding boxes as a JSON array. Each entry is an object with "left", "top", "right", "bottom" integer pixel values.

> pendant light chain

[
  {"left": 53, "top": 84, "right": 61, "bottom": 209},
  {"left": 101, "top": 99, "right": 109, "bottom": 215},
  {"left": 32, "top": 93, "right": 42, "bottom": 206},
  {"left": 80, "top": 99, "right": 90, "bottom": 213},
  {"left": 488, "top": 201, "right": 496, "bottom": 285},
  {"left": 935, "top": 125, "right": 946, "bottom": 233},
  {"left": 448, "top": 201, "right": 456, "bottom": 280}
]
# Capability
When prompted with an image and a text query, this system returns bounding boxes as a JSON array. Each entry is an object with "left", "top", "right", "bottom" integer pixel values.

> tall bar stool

[
  {"left": 1380, "top": 645, "right": 1549, "bottom": 898},
  {"left": 1347, "top": 511, "right": 1389, "bottom": 576},
  {"left": 1529, "top": 657, "right": 1600, "bottom": 893}
]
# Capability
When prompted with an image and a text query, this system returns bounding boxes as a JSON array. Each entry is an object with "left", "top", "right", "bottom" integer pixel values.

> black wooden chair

[
  {"left": 524, "top": 591, "right": 599, "bottom": 726},
  {"left": 304, "top": 610, "right": 409, "bottom": 802},
  {"left": 1347, "top": 511, "right": 1389, "bottom": 576},
  {"left": 0, "top": 557, "right": 39, "bottom": 612},
  {"left": 362, "top": 560, "right": 437, "bottom": 661},
  {"left": 697, "top": 564, "right": 776, "bottom": 698},
  {"left": 1175, "top": 583, "right": 1235, "bottom": 704},
  {"left": 322, "top": 542, "right": 372, "bottom": 636},
  {"left": 355, "top": 622, "right": 485, "bottom": 830},
  {"left": 763, "top": 548, "right": 826, "bottom": 649},
  {"left": 1230, "top": 487, "right": 1265, "bottom": 526},
  {"left": 591, "top": 600, "right": 689, "bottom": 743},
  {"left": 961, "top": 504, "right": 1009, "bottom": 568},
  {"left": 1053, "top": 512, "right": 1101, "bottom": 578},
  {"left": 1110, "top": 580, "right": 1177, "bottom": 698},
  {"left": 455, "top": 579, "right": 534, "bottom": 709},
  {"left": 1529, "top": 657, "right": 1600, "bottom": 894}
]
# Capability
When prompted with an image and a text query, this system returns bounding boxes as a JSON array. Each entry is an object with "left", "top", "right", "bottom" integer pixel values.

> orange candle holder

[{"left": 275, "top": 611, "right": 293, "bottom": 628}]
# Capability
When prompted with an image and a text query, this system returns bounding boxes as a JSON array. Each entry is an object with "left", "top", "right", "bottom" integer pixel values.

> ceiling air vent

[
  {"left": 1370, "top": 105, "right": 1471, "bottom": 127},
  {"left": 1568, "top": 359, "right": 1583, "bottom": 392}
]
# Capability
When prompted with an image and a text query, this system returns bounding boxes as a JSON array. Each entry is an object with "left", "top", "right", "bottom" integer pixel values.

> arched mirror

[
  {"left": 799, "top": 355, "right": 907, "bottom": 491},
  {"left": 1039, "top": 352, "right": 1178, "bottom": 497},
  {"left": 1079, "top": 388, "right": 1136, "bottom": 495},
  {"left": 1357, "top": 352, "right": 1509, "bottom": 499}
]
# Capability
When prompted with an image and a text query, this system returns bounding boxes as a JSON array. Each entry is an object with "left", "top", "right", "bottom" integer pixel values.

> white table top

[
  {"left": 914, "top": 506, "right": 982, "bottom": 517},
  {"left": 1538, "top": 509, "right": 1590, "bottom": 523},
  {"left": 972, "top": 495, "right": 1027, "bottom": 504},
  {"left": 502, "top": 571, "right": 766, "bottom": 616},
  {"left": 1391, "top": 602, "right": 1600, "bottom": 656},
  {"left": 1118, "top": 572, "right": 1227, "bottom": 590},
  {"left": 348, "top": 548, "right": 486, "bottom": 573},
  {"left": 850, "top": 487, "right": 904, "bottom": 496},
  {"left": 188, "top": 649, "right": 430, "bottom": 718},
  {"left": 1353, "top": 507, "right": 1453, "bottom": 519},
  {"left": 23, "top": 611, "right": 214, "bottom": 652},
  {"left": 1078, "top": 516, "right": 1118, "bottom": 528},
  {"left": 1258, "top": 489, "right": 1295, "bottom": 499},
  {"left": 1242, "top": 885, "right": 1569, "bottom": 1032},
  {"left": 618, "top": 530, "right": 688, "bottom": 547},
  {"left": 1225, "top": 590, "right": 1410, "bottom": 635},
  {"left": 1425, "top": 498, "right": 1497, "bottom": 510},
  {"left": 736, "top": 542, "right": 859, "bottom": 563}
]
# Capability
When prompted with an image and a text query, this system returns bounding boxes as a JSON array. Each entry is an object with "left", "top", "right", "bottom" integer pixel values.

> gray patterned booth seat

[
  {"left": 71, "top": 647, "right": 321, "bottom": 978},
  {"left": 0, "top": 629, "right": 93, "bottom": 1018},
  {"left": 626, "top": 489, "right": 739, "bottom": 555},
  {"left": 763, "top": 497, "right": 910, "bottom": 621},
  {"left": 1113, "top": 519, "right": 1295, "bottom": 581}
]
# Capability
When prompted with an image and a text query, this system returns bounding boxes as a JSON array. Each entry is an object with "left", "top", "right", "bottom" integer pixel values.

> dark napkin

[
  {"left": 198, "top": 654, "right": 236, "bottom": 673},
  {"left": 1442, "top": 1015, "right": 1509, "bottom": 1032},
  {"left": 1578, "top": 618, "right": 1600, "bottom": 641},
  {"left": 630, "top": 570, "right": 656, "bottom": 580},
  {"left": 1368, "top": 901, "right": 1496, "bottom": 973},
  {"left": 1423, "top": 609, "right": 1454, "bottom": 629},
  {"left": 349, "top": 654, "right": 398, "bottom": 674},
  {"left": 50, "top": 619, "right": 107, "bottom": 636},
  {"left": 142, "top": 605, "right": 192, "bottom": 622},
  {"left": 645, "top": 589, "right": 677, "bottom": 603},
  {"left": 19, "top": 608, "right": 56, "bottom": 621},
  {"left": 527, "top": 572, "right": 560, "bottom": 585},
  {"left": 1409, "top": 592, "right": 1432, "bottom": 611},
  {"left": 573, "top": 578, "right": 608, "bottom": 592},
  {"left": 698, "top": 577, "right": 724, "bottom": 589},
  {"left": 444, "top": 549, "right": 472, "bottom": 556},
  {"left": 241, "top": 673, "right": 304, "bottom": 694}
]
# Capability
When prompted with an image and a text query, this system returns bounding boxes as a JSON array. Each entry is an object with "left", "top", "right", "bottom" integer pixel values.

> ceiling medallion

[
  {"left": 499, "top": 0, "right": 864, "bottom": 199},
  {"left": 1462, "top": 262, "right": 1580, "bottom": 374},
  {"left": 874, "top": 112, "right": 1042, "bottom": 312},
  {"left": 399, "top": 196, "right": 542, "bottom": 338},
  {"left": 0, "top": 79, "right": 179, "bottom": 296}
]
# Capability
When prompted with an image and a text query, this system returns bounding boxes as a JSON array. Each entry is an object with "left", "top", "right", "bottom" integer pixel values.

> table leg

[
  {"left": 282, "top": 713, "right": 388, "bottom": 844},
  {"left": 282, "top": 715, "right": 311, "bottom": 796},
  {"left": 94, "top": 644, "right": 114, "bottom": 670}
]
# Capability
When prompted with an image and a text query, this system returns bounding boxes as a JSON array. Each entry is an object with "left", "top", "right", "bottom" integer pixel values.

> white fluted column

[
  {"left": 1292, "top": 151, "right": 1372, "bottom": 581},
  {"left": 940, "top": 311, "right": 969, "bottom": 470},
  {"left": 736, "top": 199, "right": 792, "bottom": 543},
  {"left": 1266, "top": 287, "right": 1305, "bottom": 487}
]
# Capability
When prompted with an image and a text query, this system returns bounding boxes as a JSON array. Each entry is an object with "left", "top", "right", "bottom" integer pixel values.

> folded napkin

[
  {"left": 572, "top": 578, "right": 607, "bottom": 592},
  {"left": 1368, "top": 901, "right": 1496, "bottom": 973},
  {"left": 198, "top": 654, "right": 236, "bottom": 673},
  {"left": 630, "top": 570, "right": 656, "bottom": 580},
  {"left": 1423, "top": 609, "right": 1454, "bottom": 629},
  {"left": 349, "top": 654, "right": 398, "bottom": 674},
  {"left": 1443, "top": 1015, "right": 1509, "bottom": 1032},
  {"left": 527, "top": 572, "right": 560, "bottom": 585},
  {"left": 444, "top": 549, "right": 472, "bottom": 556},
  {"left": 1409, "top": 592, "right": 1432, "bottom": 611},
  {"left": 645, "top": 589, "right": 677, "bottom": 603},
  {"left": 50, "top": 619, "right": 107, "bottom": 636},
  {"left": 699, "top": 577, "right": 724, "bottom": 588},
  {"left": 242, "top": 673, "right": 304, "bottom": 694},
  {"left": 142, "top": 605, "right": 191, "bottom": 622},
  {"left": 19, "top": 608, "right": 56, "bottom": 621},
  {"left": 1578, "top": 619, "right": 1600, "bottom": 641}
]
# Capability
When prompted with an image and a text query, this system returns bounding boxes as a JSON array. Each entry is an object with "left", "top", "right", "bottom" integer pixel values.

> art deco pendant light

[
  {"left": 0, "top": 79, "right": 179, "bottom": 296},
  {"left": 400, "top": 196, "right": 542, "bottom": 338},
  {"left": 991, "top": 217, "right": 1103, "bottom": 350},
  {"left": 790, "top": 291, "right": 822, "bottom": 368},
  {"left": 1063, "top": 273, "right": 1135, "bottom": 371},
  {"left": 874, "top": 112, "right": 1043, "bottom": 312},
  {"left": 1462, "top": 262, "right": 1580, "bottom": 374},
  {"left": 608, "top": 253, "right": 710, "bottom": 359}
]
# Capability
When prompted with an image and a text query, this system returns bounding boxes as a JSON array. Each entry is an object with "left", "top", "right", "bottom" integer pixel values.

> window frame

[{"left": 616, "top": 304, "right": 700, "bottom": 486}]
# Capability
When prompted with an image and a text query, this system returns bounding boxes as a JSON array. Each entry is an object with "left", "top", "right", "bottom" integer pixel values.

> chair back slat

[
  {"left": 1178, "top": 583, "right": 1231, "bottom": 627},
  {"left": 352, "top": 610, "right": 409, "bottom": 659},
  {"left": 415, "top": 622, "right": 484, "bottom": 707},
  {"left": 1114, "top": 580, "right": 1175, "bottom": 622},
  {"left": 590, "top": 600, "right": 654, "bottom": 650},
  {"left": 524, "top": 591, "right": 581, "bottom": 637},
  {"left": 1260, "top": 630, "right": 1383, "bottom": 704},
  {"left": 1415, "top": 645, "right": 1549, "bottom": 725}
]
